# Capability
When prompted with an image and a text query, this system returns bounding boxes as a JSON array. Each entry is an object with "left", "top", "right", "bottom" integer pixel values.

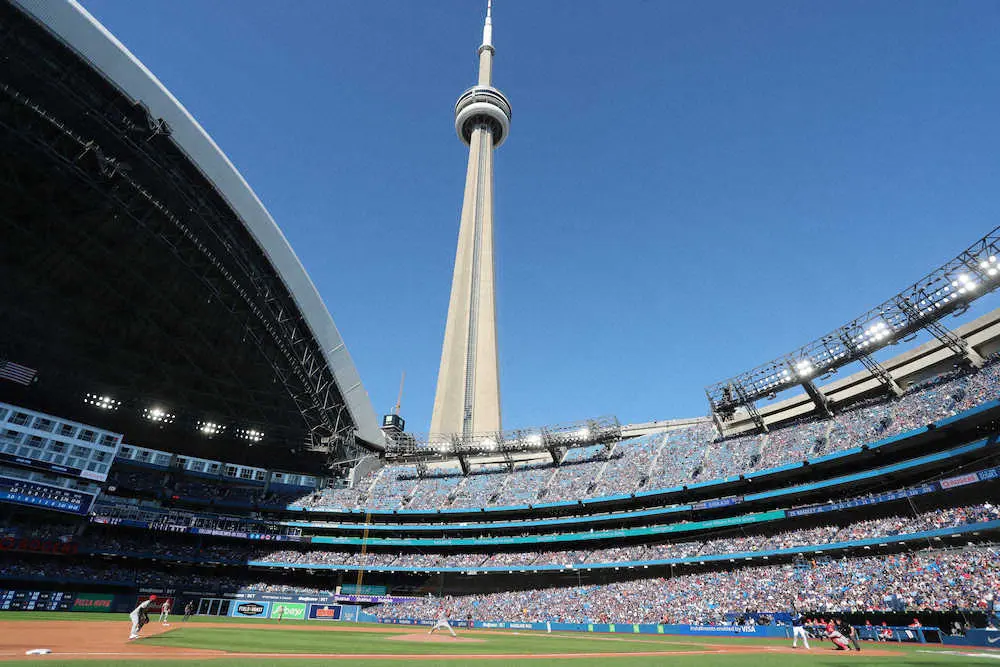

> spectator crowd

[
  {"left": 285, "top": 362, "right": 1000, "bottom": 511},
  {"left": 371, "top": 547, "right": 1000, "bottom": 624}
]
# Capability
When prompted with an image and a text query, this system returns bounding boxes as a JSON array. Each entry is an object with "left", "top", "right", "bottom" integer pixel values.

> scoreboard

[
  {"left": 0, "top": 590, "right": 73, "bottom": 611},
  {"left": 0, "top": 476, "right": 96, "bottom": 514}
]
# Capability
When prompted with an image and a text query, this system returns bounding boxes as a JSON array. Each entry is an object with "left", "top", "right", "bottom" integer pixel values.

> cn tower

[{"left": 429, "top": 0, "right": 511, "bottom": 439}]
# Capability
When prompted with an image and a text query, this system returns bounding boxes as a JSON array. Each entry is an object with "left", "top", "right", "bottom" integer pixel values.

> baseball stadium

[{"left": 1, "top": 0, "right": 999, "bottom": 665}]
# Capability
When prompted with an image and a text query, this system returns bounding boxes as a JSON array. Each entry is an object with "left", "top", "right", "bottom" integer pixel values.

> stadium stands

[
  {"left": 371, "top": 546, "right": 1000, "bottom": 624},
  {"left": 282, "top": 359, "right": 1000, "bottom": 511},
  {"left": 2, "top": 335, "right": 1000, "bottom": 629},
  {"left": 65, "top": 503, "right": 1000, "bottom": 571}
]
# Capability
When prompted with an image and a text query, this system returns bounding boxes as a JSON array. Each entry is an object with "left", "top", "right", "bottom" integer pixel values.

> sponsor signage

[
  {"left": 0, "top": 452, "right": 83, "bottom": 478},
  {"left": 190, "top": 527, "right": 302, "bottom": 542},
  {"left": 339, "top": 584, "right": 387, "bottom": 595},
  {"left": 788, "top": 483, "right": 939, "bottom": 517},
  {"left": 308, "top": 604, "right": 342, "bottom": 621},
  {"left": 229, "top": 601, "right": 270, "bottom": 618},
  {"left": 941, "top": 473, "right": 980, "bottom": 490},
  {"left": 269, "top": 603, "right": 306, "bottom": 620},
  {"left": 71, "top": 594, "right": 114, "bottom": 612},
  {"left": 979, "top": 467, "right": 1000, "bottom": 482},
  {"left": 693, "top": 496, "right": 742, "bottom": 510},
  {"left": 0, "top": 536, "right": 77, "bottom": 555},
  {"left": 227, "top": 591, "right": 415, "bottom": 605},
  {"left": 689, "top": 625, "right": 759, "bottom": 634}
]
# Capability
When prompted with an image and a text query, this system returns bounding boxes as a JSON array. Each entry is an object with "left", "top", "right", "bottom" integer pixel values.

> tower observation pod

[{"left": 430, "top": 0, "right": 511, "bottom": 439}]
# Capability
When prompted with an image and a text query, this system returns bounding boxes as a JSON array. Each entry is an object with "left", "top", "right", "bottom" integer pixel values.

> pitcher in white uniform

[
  {"left": 128, "top": 595, "right": 157, "bottom": 640},
  {"left": 428, "top": 608, "right": 457, "bottom": 638}
]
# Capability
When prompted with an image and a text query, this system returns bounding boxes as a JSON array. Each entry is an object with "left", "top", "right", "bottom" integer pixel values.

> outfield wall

[
  {"left": 370, "top": 615, "right": 944, "bottom": 642},
  {"left": 941, "top": 629, "right": 1000, "bottom": 648}
]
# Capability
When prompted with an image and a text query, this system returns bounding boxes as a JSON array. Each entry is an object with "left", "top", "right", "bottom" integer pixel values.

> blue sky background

[{"left": 80, "top": 0, "right": 1000, "bottom": 433}]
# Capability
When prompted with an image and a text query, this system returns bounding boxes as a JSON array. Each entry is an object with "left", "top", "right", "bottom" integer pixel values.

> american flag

[{"left": 0, "top": 361, "right": 37, "bottom": 386}]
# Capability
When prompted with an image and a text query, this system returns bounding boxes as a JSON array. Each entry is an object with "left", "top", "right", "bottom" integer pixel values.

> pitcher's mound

[{"left": 388, "top": 633, "right": 485, "bottom": 643}]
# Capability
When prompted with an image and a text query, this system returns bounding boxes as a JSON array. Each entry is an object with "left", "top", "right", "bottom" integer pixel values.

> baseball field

[{"left": 0, "top": 613, "right": 997, "bottom": 666}]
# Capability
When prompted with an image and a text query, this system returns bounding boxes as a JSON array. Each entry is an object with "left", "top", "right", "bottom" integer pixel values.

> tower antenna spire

[{"left": 482, "top": 0, "right": 493, "bottom": 48}]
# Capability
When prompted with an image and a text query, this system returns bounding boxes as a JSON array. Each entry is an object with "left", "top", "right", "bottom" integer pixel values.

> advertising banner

[
  {"left": 941, "top": 473, "right": 980, "bottom": 490},
  {"left": 269, "top": 603, "right": 305, "bottom": 620},
  {"left": 229, "top": 601, "right": 270, "bottom": 618},
  {"left": 942, "top": 628, "right": 1000, "bottom": 647},
  {"left": 693, "top": 497, "right": 742, "bottom": 510},
  {"left": 788, "top": 483, "right": 939, "bottom": 517},
  {"left": 0, "top": 536, "right": 78, "bottom": 555},
  {"left": 71, "top": 593, "right": 115, "bottom": 612},
  {"left": 307, "top": 604, "right": 342, "bottom": 621}
]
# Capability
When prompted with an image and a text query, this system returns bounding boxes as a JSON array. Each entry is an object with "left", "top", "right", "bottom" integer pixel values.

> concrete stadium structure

[
  {"left": 430, "top": 1, "right": 510, "bottom": 439},
  {"left": 1, "top": 0, "right": 383, "bottom": 465}
]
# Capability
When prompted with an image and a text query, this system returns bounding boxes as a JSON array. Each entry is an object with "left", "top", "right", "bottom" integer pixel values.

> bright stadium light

[
  {"left": 237, "top": 428, "right": 264, "bottom": 443},
  {"left": 526, "top": 434, "right": 543, "bottom": 446},
  {"left": 794, "top": 359, "right": 814, "bottom": 377},
  {"left": 576, "top": 428, "right": 590, "bottom": 439},
  {"left": 84, "top": 393, "right": 120, "bottom": 410},
  {"left": 198, "top": 421, "right": 224, "bottom": 436},
  {"left": 144, "top": 407, "right": 175, "bottom": 424},
  {"left": 953, "top": 273, "right": 978, "bottom": 294},
  {"left": 708, "top": 226, "right": 1000, "bottom": 417}
]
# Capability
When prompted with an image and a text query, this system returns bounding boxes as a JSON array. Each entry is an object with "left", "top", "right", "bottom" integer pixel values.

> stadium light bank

[
  {"left": 383, "top": 416, "right": 622, "bottom": 473},
  {"left": 707, "top": 226, "right": 1000, "bottom": 433}
]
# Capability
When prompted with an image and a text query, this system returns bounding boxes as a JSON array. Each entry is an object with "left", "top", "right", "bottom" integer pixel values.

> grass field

[{"left": 0, "top": 612, "right": 996, "bottom": 666}]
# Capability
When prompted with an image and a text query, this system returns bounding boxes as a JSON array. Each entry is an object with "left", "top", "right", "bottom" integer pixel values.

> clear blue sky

[{"left": 80, "top": 0, "right": 1000, "bottom": 432}]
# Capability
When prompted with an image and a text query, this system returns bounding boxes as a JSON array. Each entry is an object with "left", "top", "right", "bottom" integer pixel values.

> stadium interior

[{"left": 0, "top": 0, "right": 998, "bottom": 646}]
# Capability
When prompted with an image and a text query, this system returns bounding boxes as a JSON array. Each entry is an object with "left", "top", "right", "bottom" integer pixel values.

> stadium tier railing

[{"left": 90, "top": 444, "right": 1000, "bottom": 545}]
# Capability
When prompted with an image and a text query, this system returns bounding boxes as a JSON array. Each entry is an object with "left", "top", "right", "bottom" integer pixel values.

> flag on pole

[{"left": 0, "top": 361, "right": 37, "bottom": 386}]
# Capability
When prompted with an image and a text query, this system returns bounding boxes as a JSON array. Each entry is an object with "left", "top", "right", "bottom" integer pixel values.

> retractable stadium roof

[{"left": 0, "top": 0, "right": 384, "bottom": 464}]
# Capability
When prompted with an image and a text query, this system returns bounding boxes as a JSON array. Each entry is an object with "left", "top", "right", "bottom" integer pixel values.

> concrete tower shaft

[{"left": 430, "top": 0, "right": 511, "bottom": 439}]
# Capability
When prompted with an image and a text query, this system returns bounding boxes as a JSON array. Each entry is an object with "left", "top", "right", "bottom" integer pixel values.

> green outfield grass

[{"left": 0, "top": 612, "right": 996, "bottom": 666}]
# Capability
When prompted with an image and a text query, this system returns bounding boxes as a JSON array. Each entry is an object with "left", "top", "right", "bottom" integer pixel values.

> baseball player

[
  {"left": 159, "top": 598, "right": 172, "bottom": 626},
  {"left": 825, "top": 619, "right": 852, "bottom": 650},
  {"left": 791, "top": 610, "right": 810, "bottom": 649},
  {"left": 428, "top": 607, "right": 457, "bottom": 638},
  {"left": 183, "top": 600, "right": 195, "bottom": 622},
  {"left": 128, "top": 595, "right": 156, "bottom": 640},
  {"left": 840, "top": 619, "right": 861, "bottom": 651}
]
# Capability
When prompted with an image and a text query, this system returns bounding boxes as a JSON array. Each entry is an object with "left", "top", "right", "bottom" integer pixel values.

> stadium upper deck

[{"left": 0, "top": 0, "right": 382, "bottom": 468}]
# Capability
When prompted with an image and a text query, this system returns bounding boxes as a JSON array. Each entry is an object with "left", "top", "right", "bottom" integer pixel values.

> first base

[{"left": 25, "top": 649, "right": 52, "bottom": 655}]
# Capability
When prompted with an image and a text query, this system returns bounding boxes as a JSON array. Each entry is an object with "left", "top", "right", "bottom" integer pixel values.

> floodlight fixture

[
  {"left": 144, "top": 406, "right": 175, "bottom": 424},
  {"left": 707, "top": 225, "right": 1000, "bottom": 416},
  {"left": 198, "top": 421, "right": 224, "bottom": 436},
  {"left": 237, "top": 428, "right": 264, "bottom": 442},
  {"left": 84, "top": 393, "right": 120, "bottom": 410}
]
